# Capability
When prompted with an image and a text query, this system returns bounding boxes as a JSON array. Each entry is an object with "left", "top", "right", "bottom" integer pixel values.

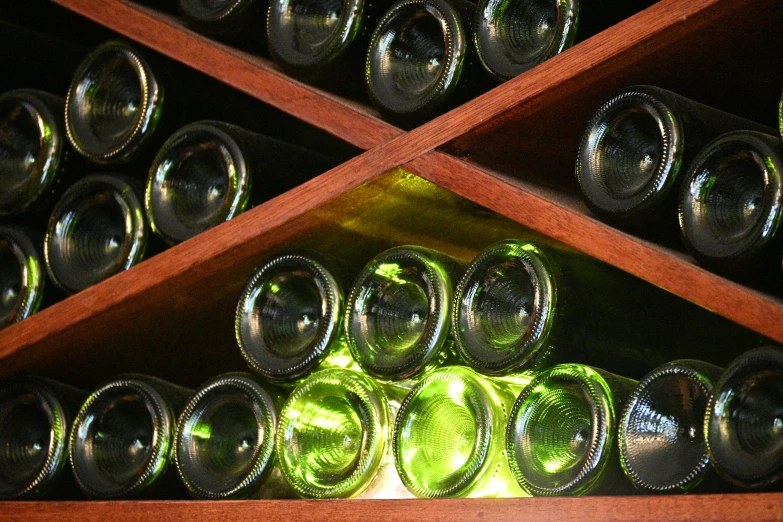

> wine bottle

[
  {"left": 45, "top": 174, "right": 150, "bottom": 295},
  {"left": 575, "top": 86, "right": 775, "bottom": 236},
  {"left": 345, "top": 245, "right": 465, "bottom": 382},
  {"left": 236, "top": 251, "right": 360, "bottom": 384},
  {"left": 174, "top": 372, "right": 295, "bottom": 499},
  {"left": 0, "top": 226, "right": 46, "bottom": 328},
  {"left": 394, "top": 365, "right": 530, "bottom": 497},
  {"left": 474, "top": 0, "right": 655, "bottom": 82},
  {"left": 275, "top": 368, "right": 412, "bottom": 498},
  {"left": 65, "top": 41, "right": 163, "bottom": 165},
  {"left": 453, "top": 239, "right": 765, "bottom": 379},
  {"left": 0, "top": 376, "right": 86, "bottom": 499},
  {"left": 178, "top": 0, "right": 268, "bottom": 51},
  {"left": 146, "top": 120, "right": 336, "bottom": 245},
  {"left": 705, "top": 346, "right": 783, "bottom": 489},
  {"left": 365, "top": 0, "right": 483, "bottom": 125},
  {"left": 678, "top": 130, "right": 783, "bottom": 276},
  {"left": 619, "top": 359, "right": 723, "bottom": 493},
  {"left": 69, "top": 374, "right": 192, "bottom": 499},
  {"left": 0, "top": 89, "right": 75, "bottom": 218},
  {"left": 506, "top": 363, "right": 637, "bottom": 495},
  {"left": 267, "top": 0, "right": 382, "bottom": 89}
]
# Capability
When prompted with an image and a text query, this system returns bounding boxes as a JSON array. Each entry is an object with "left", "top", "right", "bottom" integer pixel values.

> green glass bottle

[
  {"left": 179, "top": 0, "right": 268, "bottom": 51},
  {"left": 69, "top": 375, "right": 192, "bottom": 499},
  {"left": 45, "top": 174, "right": 150, "bottom": 295},
  {"left": 345, "top": 245, "right": 465, "bottom": 382},
  {"left": 146, "top": 121, "right": 336, "bottom": 245},
  {"left": 576, "top": 86, "right": 775, "bottom": 236},
  {"left": 65, "top": 41, "right": 163, "bottom": 165},
  {"left": 175, "top": 372, "right": 295, "bottom": 499},
  {"left": 0, "top": 226, "right": 46, "bottom": 328},
  {"left": 0, "top": 377, "right": 86, "bottom": 499},
  {"left": 236, "top": 251, "right": 360, "bottom": 384},
  {"left": 619, "top": 359, "right": 723, "bottom": 493},
  {"left": 705, "top": 346, "right": 783, "bottom": 489},
  {"left": 394, "top": 365, "right": 531, "bottom": 497},
  {"left": 678, "top": 131, "right": 783, "bottom": 277},
  {"left": 275, "top": 368, "right": 411, "bottom": 498},
  {"left": 0, "top": 89, "right": 72, "bottom": 217},
  {"left": 454, "top": 239, "right": 765, "bottom": 379},
  {"left": 506, "top": 363, "right": 637, "bottom": 495},
  {"left": 365, "top": 0, "right": 481, "bottom": 125}
]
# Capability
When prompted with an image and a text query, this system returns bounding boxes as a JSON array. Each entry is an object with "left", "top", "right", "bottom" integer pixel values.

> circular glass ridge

[
  {"left": 366, "top": 0, "right": 467, "bottom": 118},
  {"left": 69, "top": 377, "right": 175, "bottom": 498},
  {"left": 576, "top": 87, "right": 680, "bottom": 219},
  {"left": 393, "top": 366, "right": 493, "bottom": 497},
  {"left": 0, "top": 378, "right": 67, "bottom": 499},
  {"left": 236, "top": 252, "right": 342, "bottom": 382},
  {"left": 0, "top": 226, "right": 45, "bottom": 328},
  {"left": 506, "top": 364, "right": 614, "bottom": 496},
  {"left": 65, "top": 41, "right": 161, "bottom": 164},
  {"left": 453, "top": 240, "right": 554, "bottom": 375},
  {"left": 175, "top": 372, "right": 277, "bottom": 499},
  {"left": 0, "top": 89, "right": 63, "bottom": 216},
  {"left": 345, "top": 245, "right": 452, "bottom": 380},
  {"left": 45, "top": 174, "right": 147, "bottom": 295},
  {"left": 679, "top": 131, "right": 783, "bottom": 265},
  {"left": 474, "top": 0, "right": 577, "bottom": 81},
  {"left": 179, "top": 0, "right": 255, "bottom": 23},
  {"left": 276, "top": 368, "right": 388, "bottom": 498},
  {"left": 619, "top": 361, "right": 713, "bottom": 492},
  {"left": 267, "top": 0, "right": 363, "bottom": 73},
  {"left": 706, "top": 346, "right": 783, "bottom": 488},
  {"left": 146, "top": 121, "right": 250, "bottom": 245}
]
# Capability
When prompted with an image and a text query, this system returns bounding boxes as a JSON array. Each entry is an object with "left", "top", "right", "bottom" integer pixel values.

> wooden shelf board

[
  {"left": 51, "top": 0, "right": 403, "bottom": 151},
  {"left": 407, "top": 150, "right": 783, "bottom": 344},
  {"left": 6, "top": 494, "right": 783, "bottom": 522}
]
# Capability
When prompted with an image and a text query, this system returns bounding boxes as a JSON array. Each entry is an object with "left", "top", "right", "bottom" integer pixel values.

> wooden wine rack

[{"left": 2, "top": 0, "right": 783, "bottom": 519}]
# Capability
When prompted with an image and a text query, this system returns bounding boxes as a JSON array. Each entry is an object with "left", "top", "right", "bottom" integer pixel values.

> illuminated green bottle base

[
  {"left": 276, "top": 369, "right": 389, "bottom": 498},
  {"left": 395, "top": 366, "right": 523, "bottom": 498},
  {"left": 506, "top": 364, "right": 615, "bottom": 496}
]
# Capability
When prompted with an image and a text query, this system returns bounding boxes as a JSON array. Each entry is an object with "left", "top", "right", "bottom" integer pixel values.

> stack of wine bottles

[
  {"left": 170, "top": 0, "right": 657, "bottom": 125},
  {"left": 576, "top": 85, "right": 783, "bottom": 291},
  {"left": 0, "top": 39, "right": 337, "bottom": 330},
  {"left": 2, "top": 239, "right": 781, "bottom": 499}
]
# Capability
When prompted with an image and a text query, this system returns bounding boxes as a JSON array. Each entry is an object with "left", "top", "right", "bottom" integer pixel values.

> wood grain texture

[
  {"left": 407, "top": 150, "right": 783, "bottom": 344},
  {"left": 5, "top": 494, "right": 783, "bottom": 522},
  {"left": 50, "top": 0, "right": 402, "bottom": 150}
]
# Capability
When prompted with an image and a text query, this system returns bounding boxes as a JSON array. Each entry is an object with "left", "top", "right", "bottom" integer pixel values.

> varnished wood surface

[
  {"left": 408, "top": 151, "right": 783, "bottom": 344},
  {"left": 5, "top": 494, "right": 783, "bottom": 522},
  {"left": 50, "top": 0, "right": 402, "bottom": 150}
]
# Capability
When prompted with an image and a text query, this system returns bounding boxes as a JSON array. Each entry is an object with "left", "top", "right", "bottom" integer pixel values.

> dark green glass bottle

[
  {"left": 394, "top": 366, "right": 530, "bottom": 497},
  {"left": 179, "top": 0, "right": 268, "bottom": 51},
  {"left": 0, "top": 226, "right": 46, "bottom": 328},
  {"left": 45, "top": 174, "right": 150, "bottom": 295},
  {"left": 678, "top": 131, "right": 783, "bottom": 277},
  {"left": 69, "top": 375, "right": 192, "bottom": 499},
  {"left": 65, "top": 41, "right": 163, "bottom": 165},
  {"left": 619, "top": 359, "right": 723, "bottom": 493},
  {"left": 0, "top": 89, "right": 73, "bottom": 217},
  {"left": 174, "top": 372, "right": 295, "bottom": 499},
  {"left": 0, "top": 377, "right": 86, "bottom": 499},
  {"left": 345, "top": 245, "right": 465, "bottom": 382},
  {"left": 275, "top": 368, "right": 411, "bottom": 498},
  {"left": 365, "top": 0, "right": 482, "bottom": 125},
  {"left": 576, "top": 86, "right": 775, "bottom": 237},
  {"left": 236, "top": 251, "right": 360, "bottom": 384},
  {"left": 705, "top": 346, "right": 783, "bottom": 489},
  {"left": 474, "top": 0, "right": 654, "bottom": 82},
  {"left": 146, "top": 121, "right": 335, "bottom": 245},
  {"left": 453, "top": 239, "right": 765, "bottom": 379},
  {"left": 506, "top": 363, "right": 637, "bottom": 495}
]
